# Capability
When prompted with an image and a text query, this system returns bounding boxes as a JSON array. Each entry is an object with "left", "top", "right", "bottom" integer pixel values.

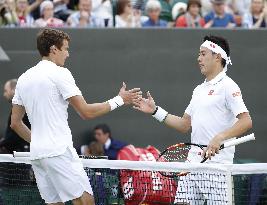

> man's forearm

[
  {"left": 11, "top": 122, "right": 31, "bottom": 143},
  {"left": 84, "top": 102, "right": 112, "bottom": 119},
  {"left": 164, "top": 114, "right": 191, "bottom": 134},
  {"left": 217, "top": 114, "right": 252, "bottom": 141}
]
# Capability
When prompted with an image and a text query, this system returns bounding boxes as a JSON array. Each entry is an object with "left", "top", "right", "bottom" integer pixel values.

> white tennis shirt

[
  {"left": 12, "top": 60, "right": 82, "bottom": 160},
  {"left": 185, "top": 71, "right": 249, "bottom": 163}
]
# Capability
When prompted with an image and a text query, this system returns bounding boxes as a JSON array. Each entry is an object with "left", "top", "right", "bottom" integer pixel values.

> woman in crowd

[
  {"left": 34, "top": 0, "right": 64, "bottom": 27},
  {"left": 15, "top": 0, "right": 42, "bottom": 26},
  {"left": 242, "top": 0, "right": 267, "bottom": 28},
  {"left": 115, "top": 0, "right": 141, "bottom": 28},
  {"left": 175, "top": 0, "right": 205, "bottom": 28}
]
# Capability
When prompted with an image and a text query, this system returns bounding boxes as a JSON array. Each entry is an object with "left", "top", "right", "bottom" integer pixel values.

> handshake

[{"left": 110, "top": 82, "right": 159, "bottom": 116}]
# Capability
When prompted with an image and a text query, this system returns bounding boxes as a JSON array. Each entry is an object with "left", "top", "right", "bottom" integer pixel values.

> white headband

[{"left": 201, "top": 40, "right": 232, "bottom": 72}]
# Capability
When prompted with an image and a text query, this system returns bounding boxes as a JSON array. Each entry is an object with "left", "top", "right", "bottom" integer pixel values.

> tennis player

[
  {"left": 10, "top": 28, "right": 141, "bottom": 205},
  {"left": 133, "top": 35, "right": 252, "bottom": 204}
]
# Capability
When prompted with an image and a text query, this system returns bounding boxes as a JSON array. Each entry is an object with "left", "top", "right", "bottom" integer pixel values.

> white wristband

[
  {"left": 108, "top": 96, "right": 124, "bottom": 111},
  {"left": 152, "top": 106, "right": 168, "bottom": 122}
]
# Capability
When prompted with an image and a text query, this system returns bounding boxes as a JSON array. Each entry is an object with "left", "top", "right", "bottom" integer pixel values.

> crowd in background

[{"left": 0, "top": 0, "right": 266, "bottom": 28}]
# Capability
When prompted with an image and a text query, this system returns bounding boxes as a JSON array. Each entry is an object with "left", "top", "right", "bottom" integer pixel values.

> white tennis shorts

[
  {"left": 31, "top": 147, "right": 93, "bottom": 203},
  {"left": 174, "top": 171, "right": 228, "bottom": 205}
]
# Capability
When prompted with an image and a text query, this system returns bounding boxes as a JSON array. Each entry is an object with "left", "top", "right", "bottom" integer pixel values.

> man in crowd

[
  {"left": 0, "top": 79, "right": 30, "bottom": 154},
  {"left": 94, "top": 123, "right": 128, "bottom": 160}
]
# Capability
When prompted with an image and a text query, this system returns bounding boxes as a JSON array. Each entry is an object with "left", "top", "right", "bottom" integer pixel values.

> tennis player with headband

[
  {"left": 10, "top": 28, "right": 142, "bottom": 205},
  {"left": 133, "top": 35, "right": 252, "bottom": 204}
]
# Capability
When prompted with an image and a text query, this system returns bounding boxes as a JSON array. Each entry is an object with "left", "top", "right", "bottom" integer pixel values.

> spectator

[
  {"left": 158, "top": 0, "right": 172, "bottom": 22},
  {"left": 115, "top": 0, "right": 141, "bottom": 28},
  {"left": 142, "top": 0, "right": 167, "bottom": 27},
  {"left": 200, "top": 0, "right": 212, "bottom": 16},
  {"left": 88, "top": 141, "right": 105, "bottom": 156},
  {"left": 243, "top": 0, "right": 267, "bottom": 28},
  {"left": 92, "top": 0, "right": 113, "bottom": 27},
  {"left": 175, "top": 0, "right": 205, "bottom": 27},
  {"left": 0, "top": 79, "right": 30, "bottom": 154},
  {"left": 34, "top": 0, "right": 64, "bottom": 27},
  {"left": 15, "top": 0, "right": 43, "bottom": 27},
  {"left": 229, "top": 0, "right": 251, "bottom": 16},
  {"left": 94, "top": 124, "right": 128, "bottom": 160},
  {"left": 53, "top": 0, "right": 73, "bottom": 21},
  {"left": 172, "top": 2, "right": 187, "bottom": 21},
  {"left": 204, "top": 0, "right": 235, "bottom": 28},
  {"left": 80, "top": 141, "right": 105, "bottom": 156},
  {"left": 67, "top": 0, "right": 104, "bottom": 27},
  {"left": 0, "top": 0, "right": 18, "bottom": 26}
]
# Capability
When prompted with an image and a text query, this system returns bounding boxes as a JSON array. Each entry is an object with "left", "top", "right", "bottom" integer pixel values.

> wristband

[
  {"left": 152, "top": 106, "right": 168, "bottom": 122},
  {"left": 108, "top": 96, "right": 124, "bottom": 111}
]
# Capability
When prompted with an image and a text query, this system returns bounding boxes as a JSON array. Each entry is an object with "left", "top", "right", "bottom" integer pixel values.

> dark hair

[
  {"left": 37, "top": 28, "right": 70, "bottom": 57},
  {"left": 116, "top": 0, "right": 131, "bottom": 15},
  {"left": 94, "top": 124, "right": 111, "bottom": 137},
  {"left": 187, "top": 0, "right": 201, "bottom": 11},
  {"left": 203, "top": 35, "right": 230, "bottom": 67}
]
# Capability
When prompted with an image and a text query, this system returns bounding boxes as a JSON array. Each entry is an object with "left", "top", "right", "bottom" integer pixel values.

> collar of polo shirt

[{"left": 205, "top": 70, "right": 226, "bottom": 85}]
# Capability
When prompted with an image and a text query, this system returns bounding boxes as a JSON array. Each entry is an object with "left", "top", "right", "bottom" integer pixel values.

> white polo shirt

[
  {"left": 12, "top": 60, "right": 82, "bottom": 160},
  {"left": 185, "top": 71, "right": 249, "bottom": 163}
]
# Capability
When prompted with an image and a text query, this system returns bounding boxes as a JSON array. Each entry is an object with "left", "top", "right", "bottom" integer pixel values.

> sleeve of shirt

[
  {"left": 225, "top": 81, "right": 248, "bottom": 117},
  {"left": 175, "top": 16, "right": 186, "bottom": 27},
  {"left": 204, "top": 13, "right": 212, "bottom": 23},
  {"left": 185, "top": 87, "right": 197, "bottom": 116},
  {"left": 56, "top": 68, "right": 82, "bottom": 100},
  {"left": 12, "top": 85, "right": 24, "bottom": 106}
]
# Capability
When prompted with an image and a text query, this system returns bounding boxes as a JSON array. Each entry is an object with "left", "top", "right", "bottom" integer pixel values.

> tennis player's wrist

[
  {"left": 152, "top": 106, "right": 168, "bottom": 122},
  {"left": 108, "top": 96, "right": 124, "bottom": 111}
]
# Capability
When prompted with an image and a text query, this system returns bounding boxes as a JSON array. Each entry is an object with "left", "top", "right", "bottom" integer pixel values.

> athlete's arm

[
  {"left": 69, "top": 83, "right": 142, "bottom": 120},
  {"left": 69, "top": 96, "right": 111, "bottom": 120},
  {"left": 204, "top": 112, "right": 252, "bottom": 159},
  {"left": 133, "top": 91, "right": 191, "bottom": 133},
  {"left": 164, "top": 113, "right": 191, "bottom": 133},
  {"left": 10, "top": 104, "right": 31, "bottom": 143}
]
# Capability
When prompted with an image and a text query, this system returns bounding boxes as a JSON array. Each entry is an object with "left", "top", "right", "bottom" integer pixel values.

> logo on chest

[{"left": 208, "top": 90, "right": 215, "bottom": 95}]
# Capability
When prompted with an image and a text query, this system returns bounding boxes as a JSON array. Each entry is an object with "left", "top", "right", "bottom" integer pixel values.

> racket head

[{"left": 157, "top": 143, "right": 205, "bottom": 178}]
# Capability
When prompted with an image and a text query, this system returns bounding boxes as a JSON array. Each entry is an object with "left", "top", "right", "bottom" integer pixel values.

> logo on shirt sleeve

[{"left": 232, "top": 91, "right": 241, "bottom": 97}]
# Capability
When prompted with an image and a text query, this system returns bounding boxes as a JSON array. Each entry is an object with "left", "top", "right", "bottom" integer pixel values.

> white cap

[
  {"left": 40, "top": 0, "right": 53, "bottom": 16},
  {"left": 172, "top": 2, "right": 187, "bottom": 20}
]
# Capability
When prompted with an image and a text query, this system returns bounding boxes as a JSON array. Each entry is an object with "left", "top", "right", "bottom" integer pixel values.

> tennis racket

[{"left": 157, "top": 133, "right": 255, "bottom": 178}]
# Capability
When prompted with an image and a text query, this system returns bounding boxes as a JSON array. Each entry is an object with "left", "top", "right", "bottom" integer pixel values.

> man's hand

[
  {"left": 118, "top": 82, "right": 142, "bottom": 105},
  {"left": 133, "top": 91, "right": 156, "bottom": 114},
  {"left": 202, "top": 134, "right": 224, "bottom": 160}
]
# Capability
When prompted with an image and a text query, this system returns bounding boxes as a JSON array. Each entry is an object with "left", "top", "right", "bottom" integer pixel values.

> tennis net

[{"left": 0, "top": 154, "right": 267, "bottom": 205}]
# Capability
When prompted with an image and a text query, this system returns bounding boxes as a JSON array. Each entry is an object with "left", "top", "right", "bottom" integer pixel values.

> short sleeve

[
  {"left": 185, "top": 87, "right": 198, "bottom": 116},
  {"left": 185, "top": 98, "right": 193, "bottom": 116},
  {"left": 12, "top": 85, "right": 23, "bottom": 106},
  {"left": 225, "top": 81, "right": 248, "bottom": 117},
  {"left": 56, "top": 68, "right": 82, "bottom": 100},
  {"left": 204, "top": 13, "right": 212, "bottom": 23}
]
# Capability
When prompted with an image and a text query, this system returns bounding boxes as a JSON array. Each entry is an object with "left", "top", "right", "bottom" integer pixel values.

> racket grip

[{"left": 223, "top": 133, "right": 255, "bottom": 148}]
